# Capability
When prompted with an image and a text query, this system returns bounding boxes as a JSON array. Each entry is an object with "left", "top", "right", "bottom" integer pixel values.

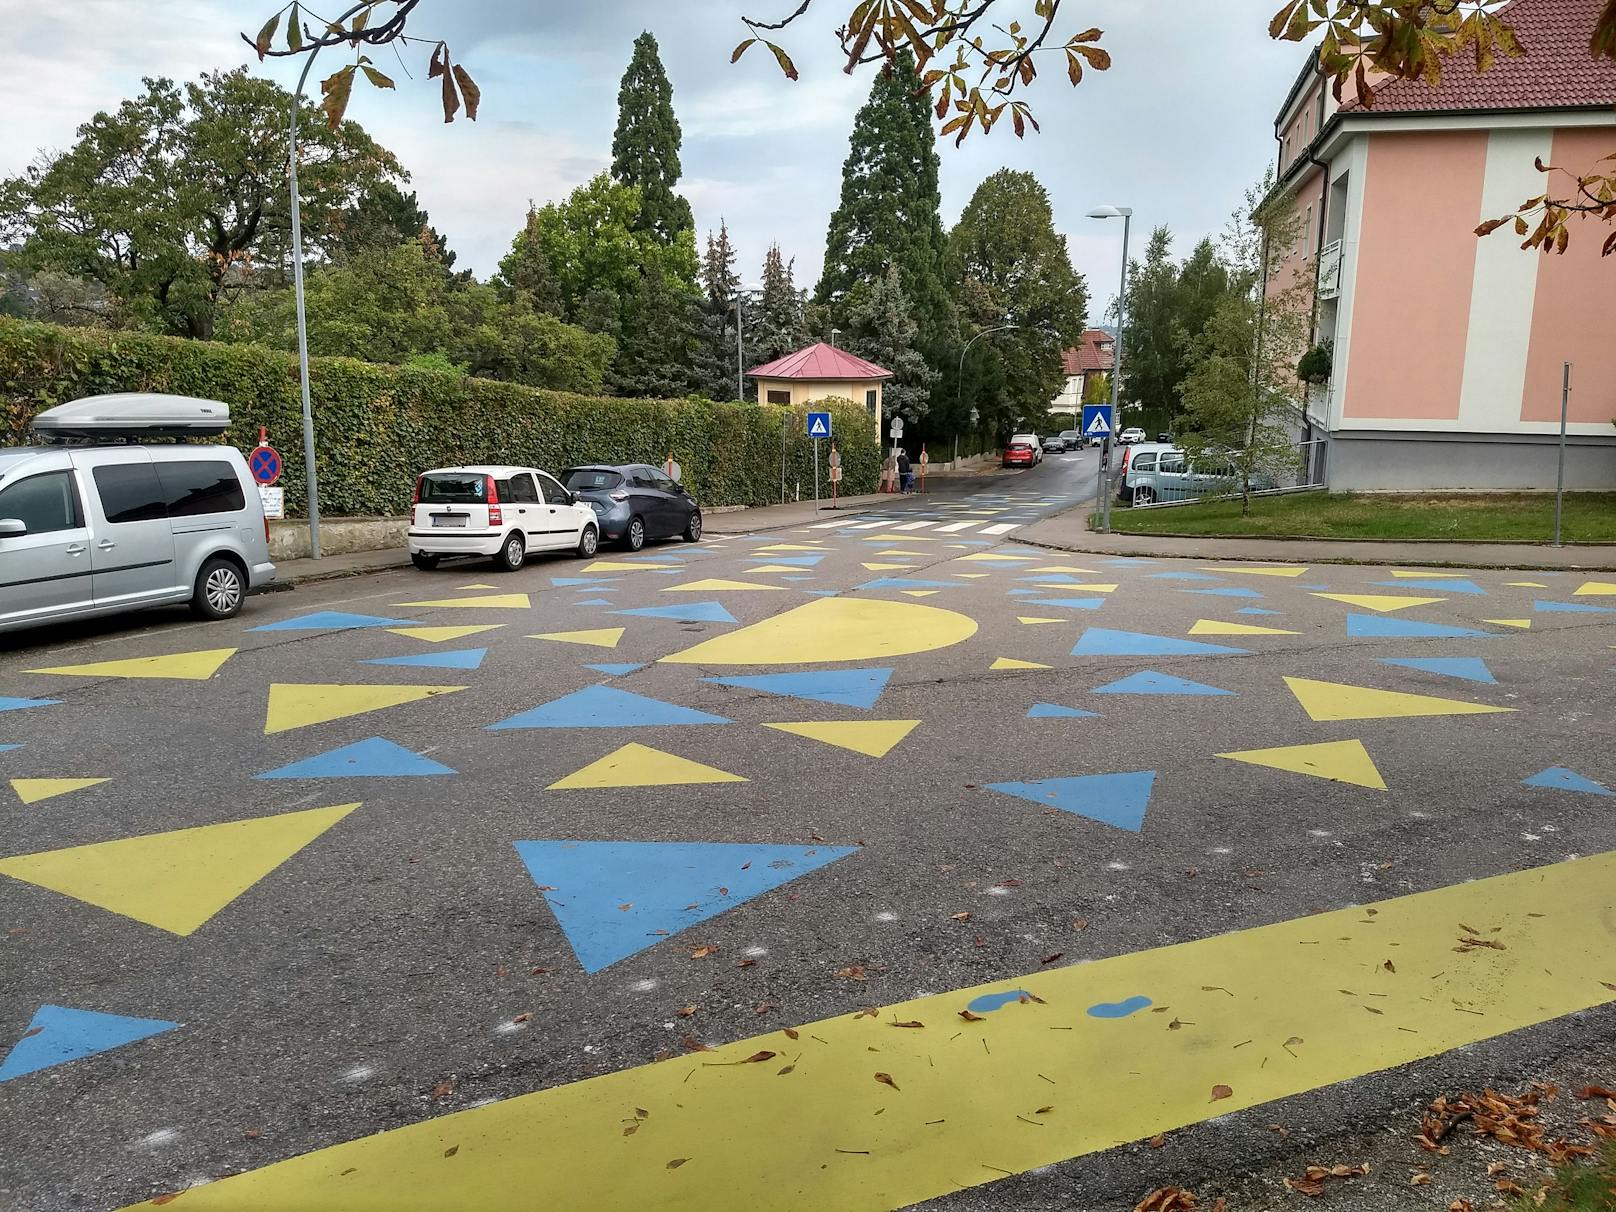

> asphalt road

[{"left": 3, "top": 450, "right": 1615, "bottom": 1212}]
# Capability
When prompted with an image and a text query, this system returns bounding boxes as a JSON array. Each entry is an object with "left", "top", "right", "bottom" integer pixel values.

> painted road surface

[{"left": 1, "top": 456, "right": 1614, "bottom": 1211}]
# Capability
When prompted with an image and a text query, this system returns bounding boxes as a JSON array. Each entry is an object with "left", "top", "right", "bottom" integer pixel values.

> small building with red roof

[
  {"left": 1049, "top": 328, "right": 1116, "bottom": 420},
  {"left": 748, "top": 343, "right": 893, "bottom": 431}
]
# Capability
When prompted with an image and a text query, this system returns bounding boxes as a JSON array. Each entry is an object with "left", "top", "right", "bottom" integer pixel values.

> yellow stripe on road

[{"left": 126, "top": 853, "right": 1616, "bottom": 1211}]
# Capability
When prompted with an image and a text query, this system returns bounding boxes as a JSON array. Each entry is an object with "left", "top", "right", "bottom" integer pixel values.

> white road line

[
  {"left": 808, "top": 518, "right": 863, "bottom": 529},
  {"left": 935, "top": 521, "right": 978, "bottom": 532},
  {"left": 893, "top": 520, "right": 937, "bottom": 531},
  {"left": 980, "top": 522, "right": 1020, "bottom": 535},
  {"left": 850, "top": 519, "right": 893, "bottom": 529}
]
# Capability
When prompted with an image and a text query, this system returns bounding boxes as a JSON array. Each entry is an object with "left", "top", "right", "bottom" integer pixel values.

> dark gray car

[{"left": 560, "top": 464, "right": 702, "bottom": 551}]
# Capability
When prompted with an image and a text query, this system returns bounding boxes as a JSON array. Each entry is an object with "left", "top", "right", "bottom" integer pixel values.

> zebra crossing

[{"left": 805, "top": 490, "right": 1078, "bottom": 537}]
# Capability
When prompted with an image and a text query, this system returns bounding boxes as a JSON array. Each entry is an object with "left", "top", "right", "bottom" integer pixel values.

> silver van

[{"left": 0, "top": 394, "right": 276, "bottom": 634}]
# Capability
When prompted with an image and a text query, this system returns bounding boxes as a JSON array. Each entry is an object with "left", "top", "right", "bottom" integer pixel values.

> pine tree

[
  {"left": 609, "top": 267, "right": 698, "bottom": 398},
  {"left": 611, "top": 32, "right": 695, "bottom": 250},
  {"left": 843, "top": 265, "right": 937, "bottom": 425},
  {"left": 494, "top": 204, "right": 564, "bottom": 317},
  {"left": 752, "top": 244, "right": 808, "bottom": 365},
  {"left": 701, "top": 220, "right": 740, "bottom": 307}
]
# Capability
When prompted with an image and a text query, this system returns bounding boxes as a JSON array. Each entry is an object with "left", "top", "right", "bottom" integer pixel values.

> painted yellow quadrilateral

[
  {"left": 1027, "top": 565, "right": 1101, "bottom": 575},
  {"left": 530, "top": 628, "right": 625, "bottom": 649},
  {"left": 1017, "top": 617, "right": 1064, "bottom": 625},
  {"left": 901, "top": 590, "right": 938, "bottom": 598},
  {"left": 1189, "top": 620, "right": 1299, "bottom": 637},
  {"left": 1485, "top": 618, "right": 1531, "bottom": 629},
  {"left": 457, "top": 583, "right": 499, "bottom": 590},
  {"left": 0, "top": 804, "right": 358, "bottom": 937},
  {"left": 861, "top": 563, "right": 916, "bottom": 572},
  {"left": 954, "top": 553, "right": 1035, "bottom": 563},
  {"left": 1505, "top": 581, "right": 1548, "bottom": 589},
  {"left": 1574, "top": 581, "right": 1616, "bottom": 596},
  {"left": 951, "top": 573, "right": 990, "bottom": 580},
  {"left": 582, "top": 561, "right": 679, "bottom": 574},
  {"left": 1310, "top": 592, "right": 1446, "bottom": 613},
  {"left": 264, "top": 684, "right": 465, "bottom": 734},
  {"left": 991, "top": 657, "right": 1050, "bottom": 671},
  {"left": 757, "top": 544, "right": 827, "bottom": 553},
  {"left": 1217, "top": 739, "right": 1386, "bottom": 790},
  {"left": 123, "top": 852, "right": 1616, "bottom": 1212},
  {"left": 1032, "top": 582, "right": 1117, "bottom": 593},
  {"left": 387, "top": 624, "right": 505, "bottom": 644},
  {"left": 395, "top": 593, "right": 531, "bottom": 610},
  {"left": 25, "top": 647, "right": 237, "bottom": 681},
  {"left": 1284, "top": 676, "right": 1514, "bottom": 723},
  {"left": 746, "top": 565, "right": 813, "bottom": 575},
  {"left": 1200, "top": 565, "right": 1309, "bottom": 578},
  {"left": 663, "top": 579, "right": 782, "bottom": 592},
  {"left": 762, "top": 720, "right": 920, "bottom": 758},
  {"left": 549, "top": 743, "right": 745, "bottom": 790},
  {"left": 662, "top": 598, "right": 977, "bottom": 667},
  {"left": 11, "top": 778, "right": 109, "bottom": 805}
]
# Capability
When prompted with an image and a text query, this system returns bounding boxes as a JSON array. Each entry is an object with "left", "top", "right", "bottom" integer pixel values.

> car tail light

[
  {"left": 412, "top": 476, "right": 423, "bottom": 505},
  {"left": 484, "top": 476, "right": 500, "bottom": 504},
  {"left": 610, "top": 490, "right": 628, "bottom": 501},
  {"left": 1120, "top": 447, "right": 1132, "bottom": 472},
  {"left": 485, "top": 475, "right": 502, "bottom": 525}
]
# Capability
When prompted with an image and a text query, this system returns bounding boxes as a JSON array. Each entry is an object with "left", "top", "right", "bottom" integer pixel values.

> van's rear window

[
  {"left": 419, "top": 474, "right": 488, "bottom": 504},
  {"left": 561, "top": 469, "right": 623, "bottom": 492}
]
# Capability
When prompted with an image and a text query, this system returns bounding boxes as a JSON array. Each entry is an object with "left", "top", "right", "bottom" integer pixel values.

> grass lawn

[
  {"left": 1515, "top": 1138, "right": 1616, "bottom": 1210},
  {"left": 1099, "top": 491, "right": 1616, "bottom": 543}
]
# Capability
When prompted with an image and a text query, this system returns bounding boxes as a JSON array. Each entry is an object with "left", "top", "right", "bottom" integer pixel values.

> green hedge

[{"left": 0, "top": 318, "right": 879, "bottom": 515}]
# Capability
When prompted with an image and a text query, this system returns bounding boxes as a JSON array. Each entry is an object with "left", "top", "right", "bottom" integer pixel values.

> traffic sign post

[
  {"left": 806, "top": 412, "right": 831, "bottom": 439},
  {"left": 1081, "top": 406, "right": 1114, "bottom": 534},
  {"left": 249, "top": 440, "right": 283, "bottom": 487},
  {"left": 1081, "top": 404, "right": 1113, "bottom": 442}
]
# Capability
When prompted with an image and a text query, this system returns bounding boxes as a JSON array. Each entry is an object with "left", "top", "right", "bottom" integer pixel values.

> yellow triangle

[
  {"left": 1189, "top": 619, "right": 1300, "bottom": 636},
  {"left": 956, "top": 553, "right": 1036, "bottom": 563},
  {"left": 385, "top": 624, "right": 505, "bottom": 644},
  {"left": 1311, "top": 593, "right": 1446, "bottom": 613},
  {"left": 991, "top": 657, "right": 1051, "bottom": 670},
  {"left": 762, "top": 720, "right": 920, "bottom": 758},
  {"left": 952, "top": 573, "right": 990, "bottom": 579},
  {"left": 457, "top": 583, "right": 499, "bottom": 590},
  {"left": 394, "top": 593, "right": 531, "bottom": 609},
  {"left": 1388, "top": 571, "right": 1448, "bottom": 579},
  {"left": 1032, "top": 582, "right": 1117, "bottom": 593},
  {"left": 1284, "top": 676, "right": 1514, "bottom": 723},
  {"left": 26, "top": 648, "right": 237, "bottom": 681},
  {"left": 11, "top": 778, "right": 110, "bottom": 805},
  {"left": 1200, "top": 566, "right": 1309, "bottom": 578},
  {"left": 663, "top": 579, "right": 782, "bottom": 592},
  {"left": 1217, "top": 740, "right": 1387, "bottom": 790},
  {"left": 548, "top": 743, "right": 746, "bottom": 790},
  {"left": 1574, "top": 581, "right": 1616, "bottom": 596},
  {"left": 1017, "top": 617, "right": 1064, "bottom": 625},
  {"left": 582, "top": 561, "right": 679, "bottom": 573},
  {"left": 529, "top": 628, "right": 625, "bottom": 649},
  {"left": 757, "top": 544, "right": 827, "bottom": 553},
  {"left": 1484, "top": 618, "right": 1531, "bottom": 629},
  {"left": 874, "top": 550, "right": 928, "bottom": 557},
  {"left": 862, "top": 563, "right": 917, "bottom": 571},
  {"left": 0, "top": 803, "right": 359, "bottom": 936},
  {"left": 1027, "top": 566, "right": 1101, "bottom": 574},
  {"left": 746, "top": 565, "right": 811, "bottom": 574},
  {"left": 901, "top": 589, "right": 939, "bottom": 597},
  {"left": 264, "top": 683, "right": 466, "bottom": 735},
  {"left": 1505, "top": 581, "right": 1548, "bottom": 589}
]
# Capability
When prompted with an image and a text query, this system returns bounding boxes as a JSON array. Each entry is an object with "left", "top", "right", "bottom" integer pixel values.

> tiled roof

[
  {"left": 747, "top": 343, "right": 892, "bottom": 380},
  {"left": 1061, "top": 329, "right": 1115, "bottom": 376},
  {"left": 1345, "top": 0, "right": 1616, "bottom": 114}
]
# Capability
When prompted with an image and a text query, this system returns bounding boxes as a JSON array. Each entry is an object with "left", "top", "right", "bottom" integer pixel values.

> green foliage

[
  {"left": 336, "top": 182, "right": 457, "bottom": 271},
  {"left": 1081, "top": 371, "right": 1111, "bottom": 405},
  {"left": 611, "top": 32, "right": 696, "bottom": 249},
  {"left": 1296, "top": 340, "right": 1333, "bottom": 384},
  {"left": 841, "top": 265, "right": 935, "bottom": 425},
  {"left": 0, "top": 316, "right": 878, "bottom": 514},
  {"left": 751, "top": 244, "right": 809, "bottom": 367},
  {"left": 609, "top": 267, "right": 701, "bottom": 398},
  {"left": 701, "top": 220, "right": 741, "bottom": 307}
]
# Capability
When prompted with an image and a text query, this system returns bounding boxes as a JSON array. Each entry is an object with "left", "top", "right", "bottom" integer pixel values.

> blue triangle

[
  {"left": 1027, "top": 598, "right": 1106, "bottom": 610},
  {"left": 574, "top": 598, "right": 615, "bottom": 606},
  {"left": 1373, "top": 578, "right": 1486, "bottom": 596},
  {"left": 251, "top": 611, "right": 413, "bottom": 632},
  {"left": 1186, "top": 587, "right": 1264, "bottom": 599},
  {"left": 1, "top": 1004, "right": 179, "bottom": 1082},
  {"left": 363, "top": 647, "right": 487, "bottom": 671},
  {"left": 1072, "top": 628, "right": 1250, "bottom": 657},
  {"left": 256, "top": 737, "right": 457, "bottom": 779},
  {"left": 623, "top": 553, "right": 685, "bottom": 562},
  {"left": 1237, "top": 607, "right": 1283, "bottom": 616},
  {"left": 804, "top": 590, "right": 841, "bottom": 597},
  {"left": 859, "top": 578, "right": 956, "bottom": 590},
  {"left": 512, "top": 840, "right": 857, "bottom": 972},
  {"left": 649, "top": 569, "right": 687, "bottom": 576},
  {"left": 1522, "top": 766, "right": 1612, "bottom": 796},
  {"left": 489, "top": 684, "right": 731, "bottom": 730},
  {"left": 611, "top": 602, "right": 738, "bottom": 624},
  {"left": 705, "top": 668, "right": 892, "bottom": 710},
  {"left": 0, "top": 744, "right": 21, "bottom": 753},
  {"left": 552, "top": 577, "right": 617, "bottom": 587},
  {"left": 984, "top": 771, "right": 1156, "bottom": 831},
  {"left": 1380, "top": 656, "right": 1496, "bottom": 684},
  {"left": 1093, "top": 670, "right": 1233, "bottom": 696},
  {"left": 1027, "top": 703, "right": 1098, "bottom": 719},
  {"left": 754, "top": 554, "right": 824, "bottom": 567},
  {"left": 1147, "top": 571, "right": 1222, "bottom": 582},
  {"left": 1346, "top": 614, "right": 1491, "bottom": 639},
  {"left": 585, "top": 663, "right": 646, "bottom": 676},
  {"left": 1535, "top": 600, "right": 1616, "bottom": 614},
  {"left": 1007, "top": 589, "right": 1043, "bottom": 596},
  {"left": 780, "top": 576, "right": 815, "bottom": 582},
  {"left": 1017, "top": 574, "right": 1088, "bottom": 584},
  {"left": 0, "top": 697, "right": 60, "bottom": 715}
]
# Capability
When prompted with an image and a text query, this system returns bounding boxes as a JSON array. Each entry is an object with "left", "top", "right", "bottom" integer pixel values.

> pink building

[{"left": 1270, "top": 0, "right": 1616, "bottom": 490}]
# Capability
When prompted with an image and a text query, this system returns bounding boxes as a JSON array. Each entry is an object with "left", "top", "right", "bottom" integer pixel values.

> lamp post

[{"left": 1086, "top": 205, "right": 1132, "bottom": 534}]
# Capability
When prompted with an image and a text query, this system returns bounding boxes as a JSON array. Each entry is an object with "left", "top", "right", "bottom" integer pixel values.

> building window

[
  {"left": 864, "top": 389, "right": 877, "bottom": 415},
  {"left": 1303, "top": 204, "right": 1313, "bottom": 257},
  {"left": 765, "top": 388, "right": 791, "bottom": 405}
]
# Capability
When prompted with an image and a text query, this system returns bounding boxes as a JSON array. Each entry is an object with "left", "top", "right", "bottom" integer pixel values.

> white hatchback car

[{"left": 408, "top": 465, "right": 599, "bottom": 572}]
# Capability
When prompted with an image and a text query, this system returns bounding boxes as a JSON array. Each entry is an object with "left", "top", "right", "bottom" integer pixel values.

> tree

[
  {"left": 948, "top": 168, "right": 1087, "bottom": 431},
  {"left": 337, "top": 182, "right": 457, "bottom": 272},
  {"left": 522, "top": 173, "right": 658, "bottom": 326},
  {"left": 752, "top": 244, "right": 809, "bottom": 366},
  {"left": 841, "top": 265, "right": 936, "bottom": 427},
  {"left": 612, "top": 32, "right": 696, "bottom": 249},
  {"left": 609, "top": 267, "right": 700, "bottom": 398},
  {"left": 0, "top": 69, "right": 403, "bottom": 339},
  {"left": 495, "top": 205, "right": 565, "bottom": 317},
  {"left": 1081, "top": 372, "right": 1111, "bottom": 406},
  {"left": 701, "top": 220, "right": 741, "bottom": 308},
  {"left": 1118, "top": 226, "right": 1182, "bottom": 433}
]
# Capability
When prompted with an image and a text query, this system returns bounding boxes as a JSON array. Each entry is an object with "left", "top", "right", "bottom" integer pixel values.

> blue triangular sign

[
  {"left": 705, "top": 668, "right": 893, "bottom": 710},
  {"left": 364, "top": 647, "right": 487, "bottom": 671},
  {"left": 808, "top": 415, "right": 829, "bottom": 437},
  {"left": 1084, "top": 412, "right": 1110, "bottom": 436},
  {"left": 1027, "top": 703, "right": 1098, "bottom": 719},
  {"left": 1380, "top": 656, "right": 1496, "bottom": 684},
  {"left": 512, "top": 840, "right": 858, "bottom": 972},
  {"left": 256, "top": 737, "right": 457, "bottom": 779},
  {"left": 1093, "top": 670, "right": 1234, "bottom": 696},
  {"left": 984, "top": 771, "right": 1156, "bottom": 832},
  {"left": 1, "top": 1004, "right": 180, "bottom": 1082},
  {"left": 489, "top": 685, "right": 731, "bottom": 730},
  {"left": 1522, "top": 767, "right": 1612, "bottom": 797}
]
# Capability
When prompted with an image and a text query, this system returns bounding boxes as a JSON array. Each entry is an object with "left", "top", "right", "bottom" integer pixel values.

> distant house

[
  {"left": 1049, "top": 329, "right": 1115, "bottom": 421},
  {"left": 748, "top": 343, "right": 892, "bottom": 433},
  {"left": 1269, "top": 0, "right": 1616, "bottom": 490}
]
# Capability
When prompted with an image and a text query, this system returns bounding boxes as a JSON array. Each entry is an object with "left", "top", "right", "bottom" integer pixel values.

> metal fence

[{"left": 1119, "top": 438, "right": 1328, "bottom": 507}]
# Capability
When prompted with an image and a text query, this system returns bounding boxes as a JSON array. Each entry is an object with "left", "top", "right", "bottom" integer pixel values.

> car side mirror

[{"left": 0, "top": 518, "right": 26, "bottom": 538}]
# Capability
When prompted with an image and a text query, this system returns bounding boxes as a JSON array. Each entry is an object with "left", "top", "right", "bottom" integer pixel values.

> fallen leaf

[
  {"left": 754, "top": 1001, "right": 778, "bottom": 1015},
  {"left": 874, "top": 1072, "right": 900, "bottom": 1090},
  {"left": 1383, "top": 960, "right": 1396, "bottom": 973},
  {"left": 512, "top": 1012, "right": 530, "bottom": 1024},
  {"left": 1040, "top": 952, "right": 1063, "bottom": 964},
  {"left": 617, "top": 903, "right": 632, "bottom": 912},
  {"left": 495, "top": 964, "right": 507, "bottom": 978},
  {"left": 738, "top": 959, "right": 757, "bottom": 969},
  {"left": 1576, "top": 1085, "right": 1616, "bottom": 1100},
  {"left": 1073, "top": 918, "right": 1089, "bottom": 931},
  {"left": 676, "top": 1006, "right": 697, "bottom": 1018},
  {"left": 834, "top": 965, "right": 867, "bottom": 981},
  {"left": 443, "top": 1145, "right": 459, "bottom": 1158},
  {"left": 1283, "top": 1176, "right": 1325, "bottom": 1197},
  {"left": 689, "top": 945, "right": 719, "bottom": 960},
  {"left": 150, "top": 1196, "right": 182, "bottom": 1207},
  {"left": 679, "top": 1036, "right": 713, "bottom": 1052},
  {"left": 998, "top": 878, "right": 1022, "bottom": 888},
  {"left": 890, "top": 1020, "right": 925, "bottom": 1029},
  {"left": 782, "top": 1027, "right": 799, "bottom": 1040},
  {"left": 243, "top": 1129, "right": 259, "bottom": 1140},
  {"left": 973, "top": 935, "right": 986, "bottom": 949},
  {"left": 666, "top": 1158, "right": 688, "bottom": 1170},
  {"left": 1210, "top": 1084, "right": 1233, "bottom": 1102},
  {"left": 853, "top": 1006, "right": 880, "bottom": 1019},
  {"left": 430, "top": 1078, "right": 456, "bottom": 1100},
  {"left": 741, "top": 1051, "right": 776, "bottom": 1064},
  {"left": 777, "top": 1063, "right": 795, "bottom": 1075},
  {"left": 623, "top": 1122, "right": 640, "bottom": 1137},
  {"left": 1486, "top": 1161, "right": 1510, "bottom": 1175},
  {"left": 1268, "top": 1123, "right": 1291, "bottom": 1140},
  {"left": 530, "top": 966, "right": 550, "bottom": 975},
  {"left": 1148, "top": 1133, "right": 1166, "bottom": 1148},
  {"left": 1449, "top": 1201, "right": 1475, "bottom": 1212},
  {"left": 950, "top": 912, "right": 971, "bottom": 922},
  {"left": 1410, "top": 1172, "right": 1431, "bottom": 1186},
  {"left": 958, "top": 1009, "right": 985, "bottom": 1022}
]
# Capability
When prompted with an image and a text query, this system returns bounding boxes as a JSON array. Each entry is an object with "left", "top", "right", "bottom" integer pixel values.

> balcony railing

[{"left": 1317, "top": 238, "right": 1343, "bottom": 300}]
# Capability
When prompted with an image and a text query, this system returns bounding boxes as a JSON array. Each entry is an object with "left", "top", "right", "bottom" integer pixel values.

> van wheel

[
  {"left": 623, "top": 516, "right": 646, "bottom": 552},
  {"left": 683, "top": 511, "right": 703, "bottom": 542},
  {"left": 1132, "top": 486, "right": 1156, "bottom": 505},
  {"left": 411, "top": 552, "right": 440, "bottom": 571},
  {"left": 192, "top": 556, "right": 245, "bottom": 620},
  {"left": 493, "top": 532, "right": 526, "bottom": 571},
  {"left": 576, "top": 525, "right": 599, "bottom": 558}
]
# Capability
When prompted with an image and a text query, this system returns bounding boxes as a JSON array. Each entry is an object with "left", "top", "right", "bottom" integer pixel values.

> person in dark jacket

[{"left": 896, "top": 450, "right": 914, "bottom": 493}]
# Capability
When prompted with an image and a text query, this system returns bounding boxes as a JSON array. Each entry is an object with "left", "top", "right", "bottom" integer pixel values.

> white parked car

[
  {"left": 1118, "top": 427, "right": 1147, "bottom": 445},
  {"left": 408, "top": 465, "right": 599, "bottom": 572},
  {"left": 1009, "top": 433, "right": 1044, "bottom": 464}
]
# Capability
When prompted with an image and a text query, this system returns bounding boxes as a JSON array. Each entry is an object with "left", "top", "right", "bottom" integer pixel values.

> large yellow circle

[{"left": 659, "top": 596, "right": 979, "bottom": 666}]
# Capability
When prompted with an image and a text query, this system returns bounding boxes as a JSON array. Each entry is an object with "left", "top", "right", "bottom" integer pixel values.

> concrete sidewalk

[{"left": 1018, "top": 510, "right": 1616, "bottom": 571}]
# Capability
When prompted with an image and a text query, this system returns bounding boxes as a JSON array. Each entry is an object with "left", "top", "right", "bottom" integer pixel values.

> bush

[{"left": 0, "top": 318, "right": 878, "bottom": 515}]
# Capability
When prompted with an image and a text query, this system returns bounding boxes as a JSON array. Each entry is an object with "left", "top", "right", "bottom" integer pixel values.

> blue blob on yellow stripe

[
  {"left": 1087, "top": 996, "right": 1152, "bottom": 1019},
  {"left": 966, "top": 990, "right": 1035, "bottom": 1014}
]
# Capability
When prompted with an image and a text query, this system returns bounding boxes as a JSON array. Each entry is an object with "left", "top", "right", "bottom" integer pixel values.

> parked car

[
  {"left": 1009, "top": 433, "right": 1044, "bottom": 464},
  {"left": 1002, "top": 438, "right": 1037, "bottom": 468},
  {"left": 409, "top": 465, "right": 599, "bottom": 571},
  {"left": 1157, "top": 432, "right": 1174, "bottom": 443},
  {"left": 1059, "top": 429, "right": 1081, "bottom": 450},
  {"left": 1041, "top": 434, "right": 1068, "bottom": 454},
  {"left": 1118, "top": 426, "right": 1147, "bottom": 445},
  {"left": 0, "top": 393, "right": 276, "bottom": 634},
  {"left": 1118, "top": 445, "right": 1275, "bottom": 505},
  {"left": 561, "top": 463, "right": 703, "bottom": 551}
]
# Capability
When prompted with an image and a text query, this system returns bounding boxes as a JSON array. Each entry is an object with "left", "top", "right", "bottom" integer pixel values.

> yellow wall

[{"left": 753, "top": 378, "right": 884, "bottom": 435}]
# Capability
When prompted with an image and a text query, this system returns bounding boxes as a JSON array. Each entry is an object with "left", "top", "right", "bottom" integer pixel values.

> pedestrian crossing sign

[
  {"left": 807, "top": 412, "right": 831, "bottom": 438},
  {"left": 1082, "top": 404, "right": 1113, "bottom": 438}
]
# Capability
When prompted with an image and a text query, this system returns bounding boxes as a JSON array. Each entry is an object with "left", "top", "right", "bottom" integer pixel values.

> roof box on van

[{"left": 31, "top": 393, "right": 232, "bottom": 441}]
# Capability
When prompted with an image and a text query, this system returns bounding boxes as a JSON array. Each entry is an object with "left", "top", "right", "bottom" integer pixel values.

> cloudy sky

[{"left": 0, "top": 0, "right": 1307, "bottom": 318}]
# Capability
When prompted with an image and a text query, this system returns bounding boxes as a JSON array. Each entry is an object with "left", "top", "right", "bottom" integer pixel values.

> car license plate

[{"left": 432, "top": 514, "right": 469, "bottom": 528}]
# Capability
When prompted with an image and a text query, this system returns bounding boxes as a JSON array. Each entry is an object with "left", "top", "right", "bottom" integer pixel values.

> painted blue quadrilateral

[
  {"left": 1237, "top": 607, "right": 1283, "bottom": 616},
  {"left": 0, "top": 744, "right": 21, "bottom": 753},
  {"left": 490, "top": 685, "right": 731, "bottom": 730},
  {"left": 1347, "top": 614, "right": 1492, "bottom": 639},
  {"left": 1093, "top": 670, "right": 1233, "bottom": 696},
  {"left": 1373, "top": 578, "right": 1486, "bottom": 596},
  {"left": 1535, "top": 600, "right": 1616, "bottom": 614},
  {"left": 0, "top": 699, "right": 57, "bottom": 715},
  {"left": 1146, "top": 572, "right": 1222, "bottom": 583},
  {"left": 363, "top": 647, "right": 487, "bottom": 671},
  {"left": 611, "top": 602, "right": 738, "bottom": 624},
  {"left": 1380, "top": 656, "right": 1496, "bottom": 684},
  {"left": 574, "top": 598, "right": 616, "bottom": 607},
  {"left": 0, "top": 1004, "right": 180, "bottom": 1082},
  {"left": 858, "top": 578, "right": 956, "bottom": 591},
  {"left": 984, "top": 770, "right": 1157, "bottom": 832},
  {"left": 1027, "top": 703, "right": 1098, "bottom": 719},
  {"left": 1027, "top": 598, "right": 1106, "bottom": 611},
  {"left": 1072, "top": 628, "right": 1250, "bottom": 658},
  {"left": 512, "top": 840, "right": 858, "bottom": 972},
  {"left": 705, "top": 668, "right": 893, "bottom": 711},
  {"left": 251, "top": 611, "right": 412, "bottom": 632},
  {"left": 257, "top": 737, "right": 457, "bottom": 779},
  {"left": 1186, "top": 587, "right": 1264, "bottom": 600},
  {"left": 1522, "top": 767, "right": 1612, "bottom": 797}
]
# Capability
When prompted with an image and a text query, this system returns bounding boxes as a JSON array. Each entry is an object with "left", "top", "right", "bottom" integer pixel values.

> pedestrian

[{"left": 897, "top": 449, "right": 913, "bottom": 494}]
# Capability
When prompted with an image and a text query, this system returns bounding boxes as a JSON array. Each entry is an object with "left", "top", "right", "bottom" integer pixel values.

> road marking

[
  {"left": 979, "top": 523, "right": 1020, "bottom": 535},
  {"left": 893, "top": 521, "right": 937, "bottom": 531},
  {"left": 25, "top": 648, "right": 237, "bottom": 682},
  {"left": 263, "top": 684, "right": 466, "bottom": 735},
  {"left": 662, "top": 598, "right": 978, "bottom": 666},
  {"left": 935, "top": 521, "right": 978, "bottom": 532}
]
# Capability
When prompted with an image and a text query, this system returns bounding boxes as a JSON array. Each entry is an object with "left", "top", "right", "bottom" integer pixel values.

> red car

[{"left": 1002, "top": 440, "right": 1036, "bottom": 468}]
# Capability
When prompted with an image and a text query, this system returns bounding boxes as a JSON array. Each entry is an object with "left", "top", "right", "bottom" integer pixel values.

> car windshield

[
  {"left": 561, "top": 468, "right": 624, "bottom": 492},
  {"left": 419, "top": 473, "right": 488, "bottom": 503}
]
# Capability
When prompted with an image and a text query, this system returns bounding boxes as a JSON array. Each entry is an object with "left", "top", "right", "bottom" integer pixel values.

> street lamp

[{"left": 1086, "top": 205, "right": 1132, "bottom": 534}]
